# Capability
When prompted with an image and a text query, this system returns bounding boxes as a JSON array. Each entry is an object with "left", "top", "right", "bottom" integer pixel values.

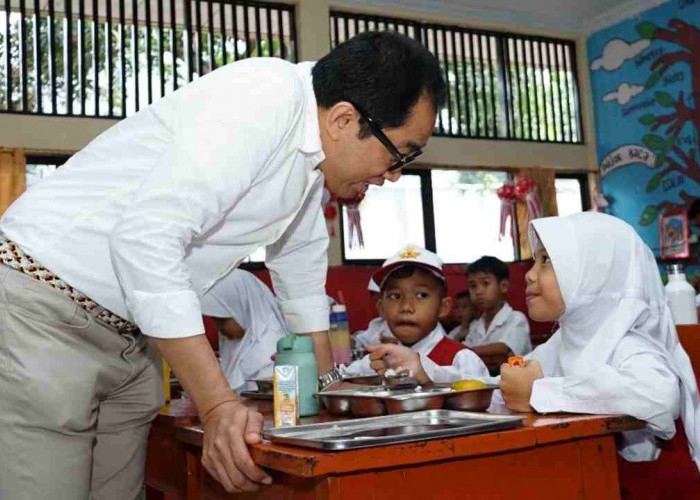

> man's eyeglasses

[{"left": 349, "top": 101, "right": 423, "bottom": 172}]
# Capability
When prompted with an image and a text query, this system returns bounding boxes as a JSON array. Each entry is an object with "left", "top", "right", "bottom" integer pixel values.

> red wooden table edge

[{"left": 162, "top": 413, "right": 644, "bottom": 478}]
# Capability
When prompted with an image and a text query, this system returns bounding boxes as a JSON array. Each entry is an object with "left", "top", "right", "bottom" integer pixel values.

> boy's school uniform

[
  {"left": 341, "top": 323, "right": 489, "bottom": 384},
  {"left": 464, "top": 302, "right": 532, "bottom": 356},
  {"left": 353, "top": 317, "right": 395, "bottom": 348}
]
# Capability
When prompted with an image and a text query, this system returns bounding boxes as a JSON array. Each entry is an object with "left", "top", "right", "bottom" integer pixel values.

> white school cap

[{"left": 371, "top": 244, "right": 445, "bottom": 289}]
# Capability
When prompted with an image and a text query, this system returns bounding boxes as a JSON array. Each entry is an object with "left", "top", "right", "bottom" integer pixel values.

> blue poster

[{"left": 588, "top": 0, "right": 700, "bottom": 258}]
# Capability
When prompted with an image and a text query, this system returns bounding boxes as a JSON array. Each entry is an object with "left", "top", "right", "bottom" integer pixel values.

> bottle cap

[
  {"left": 331, "top": 304, "right": 347, "bottom": 313},
  {"left": 667, "top": 264, "right": 685, "bottom": 275}
]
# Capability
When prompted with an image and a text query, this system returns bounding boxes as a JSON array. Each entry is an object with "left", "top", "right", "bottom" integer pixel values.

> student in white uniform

[
  {"left": 465, "top": 256, "right": 532, "bottom": 356},
  {"left": 200, "top": 270, "right": 287, "bottom": 392},
  {"left": 353, "top": 277, "right": 395, "bottom": 349},
  {"left": 446, "top": 291, "right": 475, "bottom": 342},
  {"left": 344, "top": 245, "right": 489, "bottom": 384},
  {"left": 499, "top": 212, "right": 700, "bottom": 471}
]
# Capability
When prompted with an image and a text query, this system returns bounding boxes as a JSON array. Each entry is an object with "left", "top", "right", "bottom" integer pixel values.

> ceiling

[{"left": 333, "top": 0, "right": 667, "bottom": 34}]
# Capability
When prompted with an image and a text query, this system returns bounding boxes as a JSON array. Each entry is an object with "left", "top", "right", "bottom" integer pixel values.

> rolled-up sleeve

[
  {"left": 266, "top": 175, "right": 329, "bottom": 333},
  {"left": 110, "top": 61, "right": 303, "bottom": 338}
]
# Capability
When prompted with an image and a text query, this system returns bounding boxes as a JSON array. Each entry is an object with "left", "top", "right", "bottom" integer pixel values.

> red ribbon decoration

[
  {"left": 323, "top": 182, "right": 366, "bottom": 247},
  {"left": 496, "top": 182, "right": 518, "bottom": 248}
]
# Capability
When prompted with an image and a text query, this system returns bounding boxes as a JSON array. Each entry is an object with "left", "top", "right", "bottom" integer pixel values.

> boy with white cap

[
  {"left": 343, "top": 244, "right": 489, "bottom": 384},
  {"left": 352, "top": 277, "right": 396, "bottom": 349}
]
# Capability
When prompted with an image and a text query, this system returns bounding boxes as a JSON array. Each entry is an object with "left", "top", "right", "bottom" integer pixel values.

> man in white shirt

[{"left": 0, "top": 32, "right": 446, "bottom": 498}]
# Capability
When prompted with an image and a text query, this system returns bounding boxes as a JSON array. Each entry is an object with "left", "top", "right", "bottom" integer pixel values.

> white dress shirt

[
  {"left": 1, "top": 58, "right": 329, "bottom": 338},
  {"left": 353, "top": 317, "right": 395, "bottom": 348},
  {"left": 342, "top": 323, "right": 489, "bottom": 384},
  {"left": 464, "top": 302, "right": 532, "bottom": 355}
]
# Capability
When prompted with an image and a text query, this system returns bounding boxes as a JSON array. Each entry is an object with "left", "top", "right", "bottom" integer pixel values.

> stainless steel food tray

[
  {"left": 262, "top": 409, "right": 523, "bottom": 450},
  {"left": 319, "top": 384, "right": 497, "bottom": 417}
]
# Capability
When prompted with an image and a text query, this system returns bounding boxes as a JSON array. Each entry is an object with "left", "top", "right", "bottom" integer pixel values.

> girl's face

[{"left": 525, "top": 247, "right": 565, "bottom": 322}]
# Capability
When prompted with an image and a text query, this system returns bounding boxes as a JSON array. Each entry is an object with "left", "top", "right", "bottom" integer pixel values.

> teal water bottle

[{"left": 275, "top": 334, "right": 319, "bottom": 416}]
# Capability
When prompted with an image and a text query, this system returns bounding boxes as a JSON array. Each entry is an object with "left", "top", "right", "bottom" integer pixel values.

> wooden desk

[{"left": 145, "top": 399, "right": 643, "bottom": 500}]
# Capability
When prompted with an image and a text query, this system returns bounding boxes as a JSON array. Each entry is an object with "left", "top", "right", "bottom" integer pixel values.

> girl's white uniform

[
  {"left": 495, "top": 213, "right": 699, "bottom": 470},
  {"left": 200, "top": 270, "right": 287, "bottom": 392}
]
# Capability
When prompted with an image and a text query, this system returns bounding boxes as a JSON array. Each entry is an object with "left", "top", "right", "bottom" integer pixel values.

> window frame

[
  {"left": 555, "top": 172, "right": 590, "bottom": 213},
  {"left": 329, "top": 10, "right": 585, "bottom": 145},
  {"left": 25, "top": 154, "right": 71, "bottom": 167},
  {"left": 339, "top": 168, "right": 434, "bottom": 266},
  {"left": 340, "top": 167, "right": 521, "bottom": 266}
]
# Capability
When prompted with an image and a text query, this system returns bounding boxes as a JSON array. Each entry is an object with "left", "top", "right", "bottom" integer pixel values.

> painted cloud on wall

[
  {"left": 602, "top": 82, "right": 645, "bottom": 105},
  {"left": 591, "top": 38, "right": 651, "bottom": 71}
]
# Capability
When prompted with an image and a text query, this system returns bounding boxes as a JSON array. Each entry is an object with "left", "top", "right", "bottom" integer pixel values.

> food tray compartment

[{"left": 319, "top": 385, "right": 497, "bottom": 417}]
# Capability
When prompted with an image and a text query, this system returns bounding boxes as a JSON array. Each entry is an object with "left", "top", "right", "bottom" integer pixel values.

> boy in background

[
  {"left": 465, "top": 256, "right": 531, "bottom": 357},
  {"left": 446, "top": 291, "right": 475, "bottom": 342},
  {"left": 344, "top": 245, "right": 488, "bottom": 384}
]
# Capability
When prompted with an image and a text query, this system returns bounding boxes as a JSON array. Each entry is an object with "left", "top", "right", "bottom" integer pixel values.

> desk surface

[{"left": 155, "top": 398, "right": 644, "bottom": 478}]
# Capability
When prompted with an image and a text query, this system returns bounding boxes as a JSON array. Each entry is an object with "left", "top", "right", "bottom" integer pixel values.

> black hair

[
  {"left": 312, "top": 31, "right": 447, "bottom": 138},
  {"left": 467, "top": 256, "right": 509, "bottom": 282},
  {"left": 689, "top": 198, "right": 700, "bottom": 220},
  {"left": 454, "top": 291, "right": 470, "bottom": 301},
  {"left": 381, "top": 264, "right": 446, "bottom": 296}
]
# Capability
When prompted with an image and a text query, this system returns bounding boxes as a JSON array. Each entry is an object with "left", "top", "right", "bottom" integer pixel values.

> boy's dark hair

[
  {"left": 455, "top": 291, "right": 470, "bottom": 301},
  {"left": 312, "top": 31, "right": 447, "bottom": 139},
  {"left": 381, "top": 264, "right": 446, "bottom": 296},
  {"left": 688, "top": 199, "right": 700, "bottom": 220},
  {"left": 468, "top": 256, "right": 509, "bottom": 282}
]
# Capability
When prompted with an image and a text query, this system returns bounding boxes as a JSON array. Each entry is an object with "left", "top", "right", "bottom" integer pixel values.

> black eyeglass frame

[{"left": 349, "top": 101, "right": 423, "bottom": 172}]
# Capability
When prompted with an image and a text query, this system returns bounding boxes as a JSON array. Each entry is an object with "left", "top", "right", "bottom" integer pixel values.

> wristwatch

[{"left": 318, "top": 367, "right": 343, "bottom": 392}]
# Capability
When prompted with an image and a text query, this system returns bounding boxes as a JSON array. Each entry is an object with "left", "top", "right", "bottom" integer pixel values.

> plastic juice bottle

[{"left": 329, "top": 304, "right": 353, "bottom": 365}]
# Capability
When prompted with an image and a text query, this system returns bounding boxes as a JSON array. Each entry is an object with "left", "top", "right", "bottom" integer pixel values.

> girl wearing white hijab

[
  {"left": 200, "top": 270, "right": 287, "bottom": 392},
  {"left": 499, "top": 212, "right": 700, "bottom": 472}
]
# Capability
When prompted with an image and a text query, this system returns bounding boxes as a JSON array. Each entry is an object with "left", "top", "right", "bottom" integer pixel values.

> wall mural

[{"left": 588, "top": 0, "right": 700, "bottom": 262}]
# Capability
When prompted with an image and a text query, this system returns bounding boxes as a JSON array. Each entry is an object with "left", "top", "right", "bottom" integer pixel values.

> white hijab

[
  {"left": 530, "top": 212, "right": 700, "bottom": 469},
  {"left": 200, "top": 269, "right": 287, "bottom": 391}
]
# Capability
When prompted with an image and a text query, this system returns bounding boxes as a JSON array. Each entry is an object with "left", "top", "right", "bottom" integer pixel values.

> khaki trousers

[{"left": 0, "top": 265, "right": 164, "bottom": 500}]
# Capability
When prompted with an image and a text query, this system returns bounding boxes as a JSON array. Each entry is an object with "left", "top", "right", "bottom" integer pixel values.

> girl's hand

[{"left": 499, "top": 360, "right": 544, "bottom": 412}]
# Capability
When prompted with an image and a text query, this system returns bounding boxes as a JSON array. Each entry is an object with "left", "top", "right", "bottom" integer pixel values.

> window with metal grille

[
  {"left": 0, "top": 0, "right": 296, "bottom": 117},
  {"left": 330, "top": 11, "right": 583, "bottom": 144}
]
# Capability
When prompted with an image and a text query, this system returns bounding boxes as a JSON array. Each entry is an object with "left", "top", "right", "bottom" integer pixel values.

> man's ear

[
  {"left": 438, "top": 296, "right": 453, "bottom": 320},
  {"left": 324, "top": 101, "right": 359, "bottom": 141},
  {"left": 500, "top": 279, "right": 509, "bottom": 295}
]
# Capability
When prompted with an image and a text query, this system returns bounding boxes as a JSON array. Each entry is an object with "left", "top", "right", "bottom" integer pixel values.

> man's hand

[
  {"left": 499, "top": 360, "right": 544, "bottom": 412},
  {"left": 149, "top": 335, "right": 272, "bottom": 493},
  {"left": 365, "top": 344, "right": 429, "bottom": 384},
  {"left": 201, "top": 400, "right": 272, "bottom": 493}
]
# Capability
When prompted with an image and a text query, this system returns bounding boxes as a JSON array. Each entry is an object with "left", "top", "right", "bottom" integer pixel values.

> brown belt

[{"left": 0, "top": 234, "right": 139, "bottom": 334}]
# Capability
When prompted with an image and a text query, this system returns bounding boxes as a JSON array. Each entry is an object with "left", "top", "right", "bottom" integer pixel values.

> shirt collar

[
  {"left": 491, "top": 302, "right": 512, "bottom": 328},
  {"left": 295, "top": 62, "right": 324, "bottom": 158},
  {"left": 410, "top": 323, "right": 446, "bottom": 356}
]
